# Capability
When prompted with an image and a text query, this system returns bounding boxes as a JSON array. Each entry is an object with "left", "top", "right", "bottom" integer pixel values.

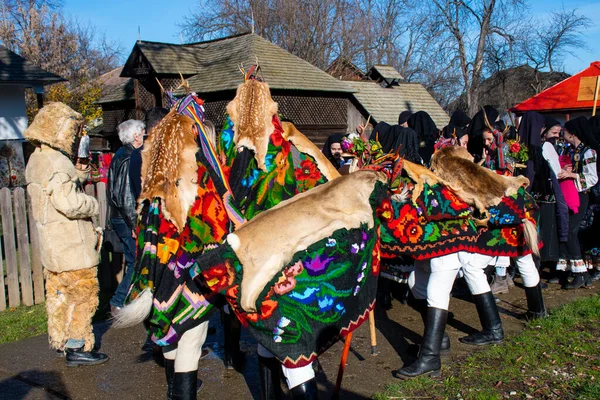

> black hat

[{"left": 398, "top": 111, "right": 412, "bottom": 125}]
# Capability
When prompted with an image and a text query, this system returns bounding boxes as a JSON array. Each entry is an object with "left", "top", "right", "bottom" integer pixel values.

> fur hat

[{"left": 25, "top": 102, "right": 84, "bottom": 156}]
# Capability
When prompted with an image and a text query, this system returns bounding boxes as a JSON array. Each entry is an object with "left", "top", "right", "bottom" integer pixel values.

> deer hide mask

[{"left": 226, "top": 80, "right": 278, "bottom": 172}]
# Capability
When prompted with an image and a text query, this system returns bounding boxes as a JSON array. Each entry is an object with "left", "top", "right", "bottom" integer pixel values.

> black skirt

[{"left": 539, "top": 202, "right": 560, "bottom": 262}]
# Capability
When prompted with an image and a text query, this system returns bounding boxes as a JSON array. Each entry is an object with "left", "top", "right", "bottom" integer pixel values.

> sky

[{"left": 63, "top": 0, "right": 600, "bottom": 75}]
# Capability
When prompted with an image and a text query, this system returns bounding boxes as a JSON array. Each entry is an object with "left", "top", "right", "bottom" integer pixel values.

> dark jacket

[
  {"left": 129, "top": 147, "right": 143, "bottom": 200},
  {"left": 107, "top": 144, "right": 137, "bottom": 229}
]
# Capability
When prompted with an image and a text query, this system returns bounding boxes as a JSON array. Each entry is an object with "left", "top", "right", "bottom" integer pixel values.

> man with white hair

[{"left": 107, "top": 119, "right": 145, "bottom": 312}]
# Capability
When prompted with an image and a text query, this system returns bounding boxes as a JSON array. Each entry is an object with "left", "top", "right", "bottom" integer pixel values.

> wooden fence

[{"left": 0, "top": 183, "right": 107, "bottom": 311}]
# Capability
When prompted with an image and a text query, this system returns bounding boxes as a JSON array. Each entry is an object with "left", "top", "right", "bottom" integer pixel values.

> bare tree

[{"left": 523, "top": 8, "right": 591, "bottom": 72}]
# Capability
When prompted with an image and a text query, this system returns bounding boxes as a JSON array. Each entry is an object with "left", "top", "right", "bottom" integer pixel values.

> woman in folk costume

[
  {"left": 557, "top": 116, "right": 599, "bottom": 288},
  {"left": 467, "top": 105, "right": 499, "bottom": 163},
  {"left": 449, "top": 110, "right": 471, "bottom": 131},
  {"left": 407, "top": 111, "right": 439, "bottom": 166},
  {"left": 582, "top": 116, "right": 600, "bottom": 281},
  {"left": 216, "top": 70, "right": 340, "bottom": 399},
  {"left": 113, "top": 93, "right": 242, "bottom": 399},
  {"left": 25, "top": 102, "right": 108, "bottom": 366}
]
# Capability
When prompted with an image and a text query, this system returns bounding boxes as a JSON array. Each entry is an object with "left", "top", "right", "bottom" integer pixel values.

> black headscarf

[
  {"left": 398, "top": 111, "right": 412, "bottom": 125},
  {"left": 392, "top": 125, "right": 421, "bottom": 164},
  {"left": 543, "top": 116, "right": 561, "bottom": 136},
  {"left": 442, "top": 124, "right": 467, "bottom": 140},
  {"left": 408, "top": 111, "right": 438, "bottom": 165},
  {"left": 449, "top": 110, "right": 471, "bottom": 129},
  {"left": 467, "top": 105, "right": 499, "bottom": 160},
  {"left": 517, "top": 111, "right": 545, "bottom": 191},
  {"left": 565, "top": 116, "right": 600, "bottom": 151},
  {"left": 370, "top": 122, "right": 396, "bottom": 153},
  {"left": 322, "top": 133, "right": 344, "bottom": 161}
]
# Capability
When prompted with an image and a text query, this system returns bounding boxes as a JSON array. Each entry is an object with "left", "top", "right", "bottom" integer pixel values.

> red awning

[{"left": 510, "top": 62, "right": 600, "bottom": 114}]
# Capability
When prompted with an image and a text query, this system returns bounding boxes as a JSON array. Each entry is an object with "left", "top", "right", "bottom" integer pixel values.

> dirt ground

[{"left": 0, "top": 275, "right": 598, "bottom": 400}]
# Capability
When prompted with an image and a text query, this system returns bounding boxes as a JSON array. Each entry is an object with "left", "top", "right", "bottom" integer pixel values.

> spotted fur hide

[
  {"left": 139, "top": 111, "right": 199, "bottom": 232},
  {"left": 226, "top": 80, "right": 278, "bottom": 172}
]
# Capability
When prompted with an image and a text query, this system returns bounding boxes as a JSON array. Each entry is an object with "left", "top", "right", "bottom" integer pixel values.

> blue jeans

[{"left": 109, "top": 218, "right": 137, "bottom": 308}]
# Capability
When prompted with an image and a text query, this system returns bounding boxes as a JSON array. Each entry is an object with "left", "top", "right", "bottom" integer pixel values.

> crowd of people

[
  {"left": 324, "top": 108, "right": 600, "bottom": 294},
  {"left": 23, "top": 85, "right": 598, "bottom": 400}
]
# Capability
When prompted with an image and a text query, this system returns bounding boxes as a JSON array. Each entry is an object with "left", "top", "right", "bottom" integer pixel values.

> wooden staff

[
  {"left": 369, "top": 310, "right": 378, "bottom": 356},
  {"left": 333, "top": 332, "right": 353, "bottom": 399},
  {"left": 593, "top": 76, "right": 600, "bottom": 117}
]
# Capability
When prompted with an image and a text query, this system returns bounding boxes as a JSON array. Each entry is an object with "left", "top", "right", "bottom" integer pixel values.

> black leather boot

[
  {"left": 258, "top": 356, "right": 284, "bottom": 400},
  {"left": 523, "top": 283, "right": 548, "bottom": 320},
  {"left": 414, "top": 299, "right": 450, "bottom": 352},
  {"left": 394, "top": 307, "right": 447, "bottom": 379},
  {"left": 223, "top": 310, "right": 244, "bottom": 370},
  {"left": 165, "top": 359, "right": 175, "bottom": 400},
  {"left": 562, "top": 272, "right": 588, "bottom": 290},
  {"left": 172, "top": 371, "right": 202, "bottom": 400},
  {"left": 65, "top": 347, "right": 109, "bottom": 367},
  {"left": 459, "top": 292, "right": 504, "bottom": 346},
  {"left": 289, "top": 378, "right": 319, "bottom": 399}
]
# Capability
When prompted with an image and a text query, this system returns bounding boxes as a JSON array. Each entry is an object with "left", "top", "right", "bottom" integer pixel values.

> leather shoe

[{"left": 66, "top": 347, "right": 108, "bottom": 367}]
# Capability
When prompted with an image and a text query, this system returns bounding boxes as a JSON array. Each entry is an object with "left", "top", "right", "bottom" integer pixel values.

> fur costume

[
  {"left": 429, "top": 146, "right": 539, "bottom": 257},
  {"left": 25, "top": 102, "right": 100, "bottom": 350},
  {"left": 193, "top": 171, "right": 388, "bottom": 367},
  {"left": 218, "top": 78, "right": 339, "bottom": 220},
  {"left": 45, "top": 268, "right": 99, "bottom": 351},
  {"left": 430, "top": 146, "right": 530, "bottom": 221},
  {"left": 113, "top": 105, "right": 231, "bottom": 348}
]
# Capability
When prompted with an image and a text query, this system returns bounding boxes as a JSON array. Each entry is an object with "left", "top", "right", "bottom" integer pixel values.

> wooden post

[
  {"left": 13, "top": 188, "right": 33, "bottom": 306},
  {"left": 369, "top": 310, "right": 377, "bottom": 356},
  {"left": 333, "top": 332, "right": 353, "bottom": 399},
  {"left": 0, "top": 221, "right": 5, "bottom": 311},
  {"left": 27, "top": 193, "right": 45, "bottom": 304},
  {"left": 592, "top": 76, "right": 600, "bottom": 117},
  {"left": 97, "top": 182, "right": 107, "bottom": 229},
  {"left": 0, "top": 188, "right": 20, "bottom": 307}
]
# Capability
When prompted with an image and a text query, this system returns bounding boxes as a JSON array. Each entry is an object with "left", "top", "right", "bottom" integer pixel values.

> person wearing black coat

[
  {"left": 108, "top": 119, "right": 145, "bottom": 311},
  {"left": 408, "top": 111, "right": 439, "bottom": 165}
]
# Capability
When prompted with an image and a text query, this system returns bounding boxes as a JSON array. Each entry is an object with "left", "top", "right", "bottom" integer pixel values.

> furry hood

[
  {"left": 139, "top": 111, "right": 199, "bottom": 231},
  {"left": 226, "top": 79, "right": 278, "bottom": 171},
  {"left": 24, "top": 102, "right": 84, "bottom": 156}
]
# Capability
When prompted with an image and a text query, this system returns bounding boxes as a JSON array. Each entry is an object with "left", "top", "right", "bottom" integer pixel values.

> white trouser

[
  {"left": 461, "top": 253, "right": 494, "bottom": 295},
  {"left": 494, "top": 256, "right": 511, "bottom": 268},
  {"left": 163, "top": 321, "right": 209, "bottom": 372},
  {"left": 257, "top": 344, "right": 315, "bottom": 389},
  {"left": 408, "top": 253, "right": 462, "bottom": 310},
  {"left": 464, "top": 253, "right": 540, "bottom": 288}
]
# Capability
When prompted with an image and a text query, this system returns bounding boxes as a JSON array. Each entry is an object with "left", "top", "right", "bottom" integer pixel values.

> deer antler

[
  {"left": 155, "top": 77, "right": 166, "bottom": 97},
  {"left": 176, "top": 72, "right": 190, "bottom": 94},
  {"left": 482, "top": 106, "right": 494, "bottom": 132}
]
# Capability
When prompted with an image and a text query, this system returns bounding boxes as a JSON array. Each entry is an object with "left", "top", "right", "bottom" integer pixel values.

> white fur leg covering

[{"left": 111, "top": 288, "right": 153, "bottom": 329}]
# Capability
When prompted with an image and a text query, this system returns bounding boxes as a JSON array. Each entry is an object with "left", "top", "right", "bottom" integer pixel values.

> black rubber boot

[
  {"left": 523, "top": 283, "right": 548, "bottom": 320},
  {"left": 394, "top": 307, "right": 447, "bottom": 379},
  {"left": 459, "top": 292, "right": 504, "bottom": 346},
  {"left": 65, "top": 347, "right": 108, "bottom": 367},
  {"left": 290, "top": 378, "right": 319, "bottom": 399},
  {"left": 223, "top": 310, "right": 244, "bottom": 370},
  {"left": 413, "top": 299, "right": 450, "bottom": 352},
  {"left": 165, "top": 359, "right": 175, "bottom": 400},
  {"left": 258, "top": 356, "right": 284, "bottom": 400},
  {"left": 172, "top": 371, "right": 201, "bottom": 400},
  {"left": 562, "top": 272, "right": 588, "bottom": 290}
]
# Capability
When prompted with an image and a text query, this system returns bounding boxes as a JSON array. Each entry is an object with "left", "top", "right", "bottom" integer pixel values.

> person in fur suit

[{"left": 25, "top": 102, "right": 108, "bottom": 367}]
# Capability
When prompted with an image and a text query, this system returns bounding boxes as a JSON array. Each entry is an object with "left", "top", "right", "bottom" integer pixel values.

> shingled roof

[
  {"left": 349, "top": 81, "right": 449, "bottom": 128},
  {"left": 120, "top": 33, "right": 353, "bottom": 94},
  {"left": 0, "top": 45, "right": 65, "bottom": 85},
  {"left": 96, "top": 67, "right": 134, "bottom": 104}
]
